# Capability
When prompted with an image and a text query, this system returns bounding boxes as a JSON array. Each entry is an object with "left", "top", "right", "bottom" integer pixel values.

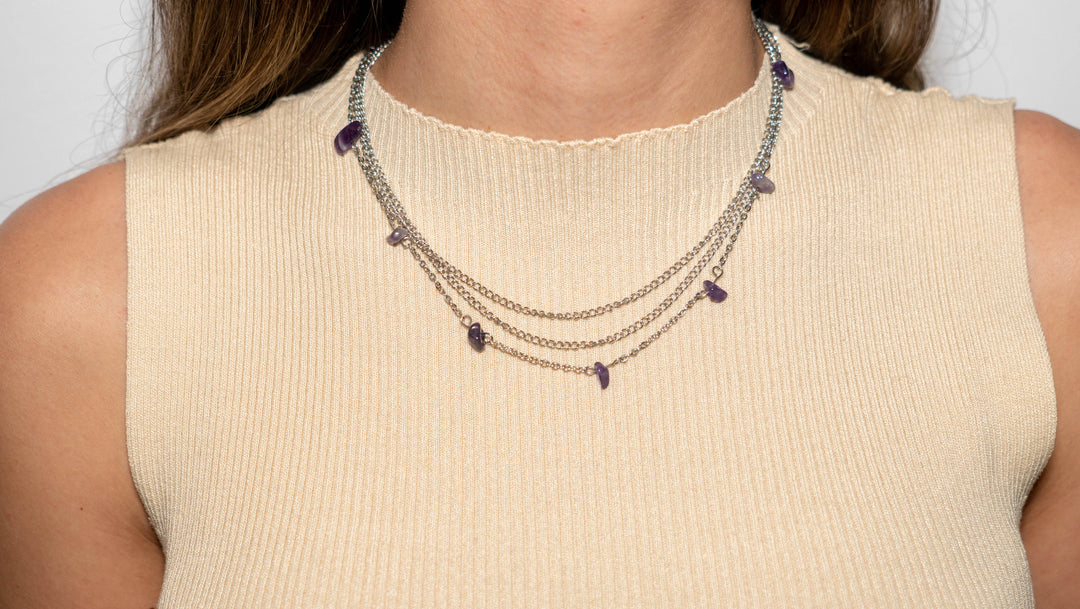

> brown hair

[
  {"left": 129, "top": 0, "right": 937, "bottom": 146},
  {"left": 751, "top": 0, "right": 937, "bottom": 90}
]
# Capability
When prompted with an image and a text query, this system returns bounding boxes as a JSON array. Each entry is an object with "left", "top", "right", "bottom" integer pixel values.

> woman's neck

[{"left": 371, "top": 0, "right": 761, "bottom": 141}]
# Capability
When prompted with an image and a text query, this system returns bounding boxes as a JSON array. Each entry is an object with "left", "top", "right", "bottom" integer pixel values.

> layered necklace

[{"left": 335, "top": 19, "right": 793, "bottom": 390}]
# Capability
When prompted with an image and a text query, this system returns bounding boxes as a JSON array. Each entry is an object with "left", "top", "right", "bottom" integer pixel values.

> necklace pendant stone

[
  {"left": 772, "top": 61, "right": 795, "bottom": 89},
  {"left": 750, "top": 172, "right": 775, "bottom": 194},
  {"left": 467, "top": 322, "right": 486, "bottom": 352},
  {"left": 594, "top": 362, "right": 610, "bottom": 389},
  {"left": 334, "top": 121, "right": 363, "bottom": 155},
  {"left": 386, "top": 227, "right": 407, "bottom": 245},
  {"left": 703, "top": 280, "right": 728, "bottom": 303}
]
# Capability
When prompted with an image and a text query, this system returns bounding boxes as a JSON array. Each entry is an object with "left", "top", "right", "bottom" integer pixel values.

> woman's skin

[{"left": 0, "top": 1, "right": 1077, "bottom": 606}]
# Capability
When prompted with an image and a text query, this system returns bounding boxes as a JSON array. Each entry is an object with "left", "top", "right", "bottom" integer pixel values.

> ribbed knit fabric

[{"left": 123, "top": 28, "right": 1056, "bottom": 608}]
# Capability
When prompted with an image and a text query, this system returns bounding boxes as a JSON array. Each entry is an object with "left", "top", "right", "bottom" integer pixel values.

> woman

[{"left": 0, "top": 0, "right": 1076, "bottom": 606}]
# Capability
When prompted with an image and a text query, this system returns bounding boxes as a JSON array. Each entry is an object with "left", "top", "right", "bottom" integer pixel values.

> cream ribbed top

[{"left": 124, "top": 29, "right": 1055, "bottom": 608}]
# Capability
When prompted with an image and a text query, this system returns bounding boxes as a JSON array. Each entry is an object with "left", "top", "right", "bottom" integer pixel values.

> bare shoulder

[
  {"left": 0, "top": 162, "right": 127, "bottom": 314},
  {"left": 1015, "top": 110, "right": 1080, "bottom": 609},
  {"left": 0, "top": 162, "right": 164, "bottom": 607}
]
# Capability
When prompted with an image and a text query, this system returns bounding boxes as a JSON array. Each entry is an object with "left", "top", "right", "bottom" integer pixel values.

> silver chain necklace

[{"left": 335, "top": 19, "right": 793, "bottom": 389}]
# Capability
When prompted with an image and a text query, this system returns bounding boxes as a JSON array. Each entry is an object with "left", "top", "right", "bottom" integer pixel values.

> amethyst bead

[
  {"left": 334, "top": 121, "right": 363, "bottom": 154},
  {"left": 468, "top": 322, "right": 486, "bottom": 352},
  {"left": 772, "top": 61, "right": 795, "bottom": 89},
  {"left": 594, "top": 362, "right": 610, "bottom": 390},
  {"left": 386, "top": 227, "right": 407, "bottom": 245},
  {"left": 750, "top": 172, "right": 775, "bottom": 194},
  {"left": 703, "top": 280, "right": 728, "bottom": 303}
]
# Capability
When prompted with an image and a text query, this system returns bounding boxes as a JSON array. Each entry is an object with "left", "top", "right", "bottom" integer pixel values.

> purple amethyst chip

[
  {"left": 594, "top": 362, "right": 610, "bottom": 390},
  {"left": 334, "top": 121, "right": 363, "bottom": 155},
  {"left": 771, "top": 61, "right": 795, "bottom": 89}
]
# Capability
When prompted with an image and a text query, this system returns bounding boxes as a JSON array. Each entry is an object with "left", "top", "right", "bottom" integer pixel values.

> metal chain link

[{"left": 345, "top": 19, "right": 786, "bottom": 375}]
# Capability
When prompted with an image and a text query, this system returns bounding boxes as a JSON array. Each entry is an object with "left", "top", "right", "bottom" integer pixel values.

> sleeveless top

[{"left": 123, "top": 28, "right": 1056, "bottom": 608}]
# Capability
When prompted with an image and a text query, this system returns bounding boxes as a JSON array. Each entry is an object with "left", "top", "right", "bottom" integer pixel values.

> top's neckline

[
  {"left": 361, "top": 38, "right": 774, "bottom": 150},
  {"left": 308, "top": 23, "right": 825, "bottom": 148}
]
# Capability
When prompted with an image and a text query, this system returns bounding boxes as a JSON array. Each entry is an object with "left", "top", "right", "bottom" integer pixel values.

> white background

[{"left": 1, "top": 0, "right": 1078, "bottom": 222}]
